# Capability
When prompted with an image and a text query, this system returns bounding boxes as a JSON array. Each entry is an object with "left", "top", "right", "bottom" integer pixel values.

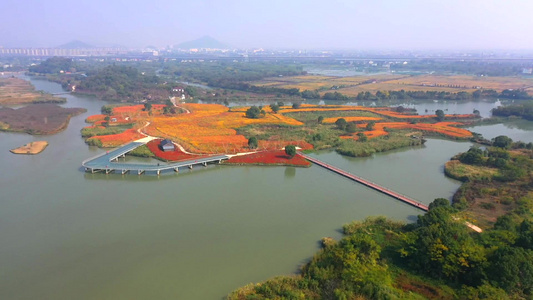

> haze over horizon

[{"left": 1, "top": 0, "right": 532, "bottom": 50}]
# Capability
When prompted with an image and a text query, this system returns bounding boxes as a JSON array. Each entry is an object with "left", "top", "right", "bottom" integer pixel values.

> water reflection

[{"left": 284, "top": 166, "right": 296, "bottom": 178}]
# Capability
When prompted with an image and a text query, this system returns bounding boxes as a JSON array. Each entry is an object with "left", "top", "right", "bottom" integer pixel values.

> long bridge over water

[
  {"left": 299, "top": 153, "right": 429, "bottom": 211},
  {"left": 82, "top": 139, "right": 229, "bottom": 175}
]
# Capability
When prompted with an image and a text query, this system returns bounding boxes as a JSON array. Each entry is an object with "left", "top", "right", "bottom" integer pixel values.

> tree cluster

[
  {"left": 76, "top": 65, "right": 165, "bottom": 101},
  {"left": 28, "top": 57, "right": 75, "bottom": 74},
  {"left": 492, "top": 101, "right": 533, "bottom": 120},
  {"left": 229, "top": 195, "right": 533, "bottom": 299}
]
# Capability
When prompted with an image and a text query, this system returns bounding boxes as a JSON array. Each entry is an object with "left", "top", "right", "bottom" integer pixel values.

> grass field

[
  {"left": 252, "top": 74, "right": 410, "bottom": 91},
  {"left": 251, "top": 73, "right": 533, "bottom": 96}
]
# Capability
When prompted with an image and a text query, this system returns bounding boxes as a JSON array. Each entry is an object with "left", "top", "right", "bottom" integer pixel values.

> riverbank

[{"left": 0, "top": 75, "right": 480, "bottom": 300}]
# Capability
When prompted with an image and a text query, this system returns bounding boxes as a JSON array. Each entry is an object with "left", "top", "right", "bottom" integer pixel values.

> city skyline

[{"left": 1, "top": 0, "right": 533, "bottom": 50}]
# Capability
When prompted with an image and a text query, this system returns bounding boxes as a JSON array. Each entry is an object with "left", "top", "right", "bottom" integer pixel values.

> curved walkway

[{"left": 82, "top": 139, "right": 229, "bottom": 175}]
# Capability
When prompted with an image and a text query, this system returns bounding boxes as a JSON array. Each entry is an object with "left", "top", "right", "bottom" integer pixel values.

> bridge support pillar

[
  {"left": 138, "top": 170, "right": 144, "bottom": 175},
  {"left": 122, "top": 169, "right": 129, "bottom": 175},
  {"left": 105, "top": 169, "right": 112, "bottom": 174},
  {"left": 174, "top": 168, "right": 179, "bottom": 173},
  {"left": 188, "top": 165, "right": 193, "bottom": 169},
  {"left": 202, "top": 162, "right": 207, "bottom": 167},
  {"left": 157, "top": 170, "right": 160, "bottom": 176}
]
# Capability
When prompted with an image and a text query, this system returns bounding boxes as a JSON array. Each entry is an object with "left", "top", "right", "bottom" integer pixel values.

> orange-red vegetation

[
  {"left": 345, "top": 122, "right": 473, "bottom": 140},
  {"left": 323, "top": 116, "right": 382, "bottom": 123},
  {"left": 147, "top": 103, "right": 303, "bottom": 153},
  {"left": 87, "top": 128, "right": 145, "bottom": 147},
  {"left": 146, "top": 139, "right": 209, "bottom": 161},
  {"left": 225, "top": 150, "right": 311, "bottom": 167},
  {"left": 108, "top": 115, "right": 135, "bottom": 125},
  {"left": 86, "top": 114, "right": 106, "bottom": 123},
  {"left": 277, "top": 104, "right": 476, "bottom": 121},
  {"left": 112, "top": 104, "right": 165, "bottom": 114}
]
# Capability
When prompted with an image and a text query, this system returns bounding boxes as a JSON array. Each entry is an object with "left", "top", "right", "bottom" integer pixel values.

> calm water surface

[{"left": 0, "top": 78, "right": 527, "bottom": 299}]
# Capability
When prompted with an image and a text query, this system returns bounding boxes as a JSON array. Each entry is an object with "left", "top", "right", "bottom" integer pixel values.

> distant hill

[
  {"left": 176, "top": 36, "right": 229, "bottom": 49},
  {"left": 56, "top": 40, "right": 94, "bottom": 49}
]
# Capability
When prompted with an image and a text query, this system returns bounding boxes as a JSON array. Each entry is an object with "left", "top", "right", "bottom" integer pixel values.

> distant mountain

[
  {"left": 56, "top": 40, "right": 94, "bottom": 49},
  {"left": 176, "top": 36, "right": 229, "bottom": 49}
]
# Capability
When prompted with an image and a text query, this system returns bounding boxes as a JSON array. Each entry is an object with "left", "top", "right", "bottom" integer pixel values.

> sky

[{"left": 1, "top": 0, "right": 533, "bottom": 50}]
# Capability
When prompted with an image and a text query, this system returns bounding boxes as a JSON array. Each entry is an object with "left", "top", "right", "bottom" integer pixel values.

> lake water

[{"left": 0, "top": 78, "right": 529, "bottom": 299}]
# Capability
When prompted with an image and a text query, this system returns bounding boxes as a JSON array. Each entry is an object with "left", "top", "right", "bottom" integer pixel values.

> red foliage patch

[
  {"left": 226, "top": 150, "right": 311, "bottom": 167},
  {"left": 146, "top": 139, "right": 209, "bottom": 162},
  {"left": 87, "top": 128, "right": 144, "bottom": 147}
]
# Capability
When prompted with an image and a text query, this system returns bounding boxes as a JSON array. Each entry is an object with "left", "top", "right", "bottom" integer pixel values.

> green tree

[
  {"left": 357, "top": 132, "right": 367, "bottom": 142},
  {"left": 285, "top": 145, "right": 296, "bottom": 158},
  {"left": 101, "top": 105, "right": 113, "bottom": 115},
  {"left": 486, "top": 246, "right": 533, "bottom": 296},
  {"left": 245, "top": 106, "right": 262, "bottom": 119},
  {"left": 317, "top": 116, "right": 324, "bottom": 124},
  {"left": 403, "top": 199, "right": 486, "bottom": 283},
  {"left": 435, "top": 109, "right": 445, "bottom": 121},
  {"left": 248, "top": 137, "right": 258, "bottom": 149},
  {"left": 270, "top": 104, "right": 280, "bottom": 113},
  {"left": 144, "top": 103, "right": 152, "bottom": 111},
  {"left": 184, "top": 86, "right": 197, "bottom": 97},
  {"left": 516, "top": 220, "right": 533, "bottom": 250},
  {"left": 366, "top": 121, "right": 376, "bottom": 131},
  {"left": 292, "top": 102, "right": 301, "bottom": 109},
  {"left": 492, "top": 135, "right": 513, "bottom": 149},
  {"left": 459, "top": 147, "right": 484, "bottom": 165},
  {"left": 335, "top": 118, "right": 347, "bottom": 130},
  {"left": 346, "top": 122, "right": 358, "bottom": 133}
]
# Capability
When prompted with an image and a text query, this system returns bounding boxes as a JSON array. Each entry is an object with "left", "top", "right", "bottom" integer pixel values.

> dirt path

[{"left": 170, "top": 97, "right": 190, "bottom": 114}]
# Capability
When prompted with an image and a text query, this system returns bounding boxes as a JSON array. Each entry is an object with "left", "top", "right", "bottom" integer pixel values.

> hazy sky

[{"left": 1, "top": 0, "right": 532, "bottom": 50}]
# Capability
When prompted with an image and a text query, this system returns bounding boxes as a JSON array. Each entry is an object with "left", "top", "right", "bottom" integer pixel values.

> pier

[
  {"left": 82, "top": 140, "right": 229, "bottom": 175},
  {"left": 299, "top": 153, "right": 429, "bottom": 211}
]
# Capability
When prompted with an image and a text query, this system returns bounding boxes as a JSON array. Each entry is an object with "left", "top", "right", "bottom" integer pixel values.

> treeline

[
  {"left": 353, "top": 89, "right": 532, "bottom": 101},
  {"left": 390, "top": 59, "right": 530, "bottom": 76},
  {"left": 76, "top": 65, "right": 167, "bottom": 101},
  {"left": 302, "top": 88, "right": 532, "bottom": 101},
  {"left": 492, "top": 101, "right": 533, "bottom": 120},
  {"left": 28, "top": 57, "right": 75, "bottom": 74},
  {"left": 454, "top": 138, "right": 532, "bottom": 182},
  {"left": 160, "top": 61, "right": 305, "bottom": 86}
]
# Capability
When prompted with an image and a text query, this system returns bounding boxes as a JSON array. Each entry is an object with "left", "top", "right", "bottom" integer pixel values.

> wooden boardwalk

[
  {"left": 82, "top": 140, "right": 229, "bottom": 175},
  {"left": 299, "top": 153, "right": 429, "bottom": 211}
]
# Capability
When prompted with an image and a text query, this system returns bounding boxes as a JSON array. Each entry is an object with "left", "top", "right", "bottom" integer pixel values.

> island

[
  {"left": 80, "top": 102, "right": 478, "bottom": 169},
  {"left": 0, "top": 104, "right": 86, "bottom": 134},
  {"left": 10, "top": 141, "right": 48, "bottom": 154}
]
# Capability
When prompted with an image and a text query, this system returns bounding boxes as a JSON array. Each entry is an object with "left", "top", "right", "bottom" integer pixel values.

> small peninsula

[{"left": 0, "top": 77, "right": 65, "bottom": 105}]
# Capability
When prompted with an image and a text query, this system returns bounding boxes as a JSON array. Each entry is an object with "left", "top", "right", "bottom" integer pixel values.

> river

[{"left": 0, "top": 78, "right": 529, "bottom": 299}]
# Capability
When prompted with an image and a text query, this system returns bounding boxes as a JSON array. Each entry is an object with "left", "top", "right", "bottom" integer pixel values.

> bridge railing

[
  {"left": 299, "top": 152, "right": 427, "bottom": 209},
  {"left": 82, "top": 150, "right": 112, "bottom": 166}
]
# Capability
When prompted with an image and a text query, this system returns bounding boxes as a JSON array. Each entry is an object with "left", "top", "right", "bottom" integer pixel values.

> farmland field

[
  {"left": 0, "top": 77, "right": 65, "bottom": 105},
  {"left": 250, "top": 73, "right": 533, "bottom": 96}
]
